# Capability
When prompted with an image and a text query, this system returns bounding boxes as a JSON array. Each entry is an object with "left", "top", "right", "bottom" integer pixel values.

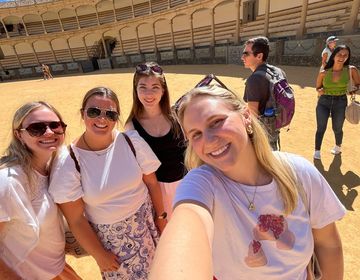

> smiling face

[
  {"left": 182, "top": 95, "right": 253, "bottom": 175},
  {"left": 136, "top": 75, "right": 164, "bottom": 109},
  {"left": 16, "top": 106, "right": 65, "bottom": 160},
  {"left": 334, "top": 48, "right": 349, "bottom": 65},
  {"left": 82, "top": 95, "right": 118, "bottom": 138}
]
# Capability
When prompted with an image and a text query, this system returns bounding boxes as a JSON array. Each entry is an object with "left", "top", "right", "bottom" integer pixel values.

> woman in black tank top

[{"left": 125, "top": 62, "right": 187, "bottom": 220}]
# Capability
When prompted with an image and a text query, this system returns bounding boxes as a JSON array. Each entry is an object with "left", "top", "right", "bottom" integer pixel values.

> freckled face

[
  {"left": 136, "top": 76, "right": 164, "bottom": 109},
  {"left": 182, "top": 96, "right": 252, "bottom": 174}
]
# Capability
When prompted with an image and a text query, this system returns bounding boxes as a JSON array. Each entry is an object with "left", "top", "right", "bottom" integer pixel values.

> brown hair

[{"left": 126, "top": 61, "right": 181, "bottom": 136}]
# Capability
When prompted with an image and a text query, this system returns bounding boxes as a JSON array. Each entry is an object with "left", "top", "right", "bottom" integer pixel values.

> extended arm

[
  {"left": 313, "top": 222, "right": 343, "bottom": 280},
  {"left": 59, "top": 199, "right": 120, "bottom": 272},
  {"left": 149, "top": 203, "right": 214, "bottom": 280},
  {"left": 143, "top": 172, "right": 167, "bottom": 232}
]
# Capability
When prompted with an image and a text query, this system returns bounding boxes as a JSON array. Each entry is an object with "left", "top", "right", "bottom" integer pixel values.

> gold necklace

[{"left": 241, "top": 186, "right": 259, "bottom": 211}]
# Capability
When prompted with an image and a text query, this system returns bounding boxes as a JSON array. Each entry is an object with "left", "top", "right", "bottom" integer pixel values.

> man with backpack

[{"left": 242, "top": 36, "right": 295, "bottom": 151}]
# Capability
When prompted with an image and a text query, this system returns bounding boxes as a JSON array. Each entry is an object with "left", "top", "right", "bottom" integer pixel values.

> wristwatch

[{"left": 157, "top": 212, "right": 167, "bottom": 220}]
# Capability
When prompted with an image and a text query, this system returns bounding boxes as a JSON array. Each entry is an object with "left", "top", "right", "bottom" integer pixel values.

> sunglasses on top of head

[
  {"left": 85, "top": 107, "right": 119, "bottom": 121},
  {"left": 19, "top": 121, "right": 67, "bottom": 137},
  {"left": 173, "top": 74, "right": 230, "bottom": 115},
  {"left": 135, "top": 64, "right": 163, "bottom": 75}
]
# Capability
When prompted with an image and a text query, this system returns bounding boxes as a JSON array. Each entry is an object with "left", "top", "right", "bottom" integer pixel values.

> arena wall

[{"left": 0, "top": 0, "right": 359, "bottom": 80}]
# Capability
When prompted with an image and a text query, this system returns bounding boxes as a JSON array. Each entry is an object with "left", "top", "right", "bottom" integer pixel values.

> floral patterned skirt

[{"left": 90, "top": 196, "right": 159, "bottom": 280}]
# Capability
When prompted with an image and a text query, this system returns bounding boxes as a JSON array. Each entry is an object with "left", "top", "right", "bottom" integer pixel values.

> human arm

[
  {"left": 321, "top": 53, "right": 328, "bottom": 69},
  {"left": 59, "top": 199, "right": 120, "bottom": 272},
  {"left": 149, "top": 203, "right": 214, "bottom": 280},
  {"left": 0, "top": 258, "right": 20, "bottom": 280},
  {"left": 312, "top": 222, "right": 343, "bottom": 280},
  {"left": 143, "top": 172, "right": 167, "bottom": 233},
  {"left": 315, "top": 71, "right": 326, "bottom": 96},
  {"left": 350, "top": 66, "right": 360, "bottom": 93},
  {"left": 0, "top": 223, "right": 21, "bottom": 280}
]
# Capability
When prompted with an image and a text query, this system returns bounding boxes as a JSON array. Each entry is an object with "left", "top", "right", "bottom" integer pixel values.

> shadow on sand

[{"left": 314, "top": 154, "right": 360, "bottom": 211}]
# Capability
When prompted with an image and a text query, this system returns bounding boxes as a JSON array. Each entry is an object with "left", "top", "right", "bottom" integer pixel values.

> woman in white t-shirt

[
  {"left": 150, "top": 85, "right": 346, "bottom": 280},
  {"left": 0, "top": 101, "right": 81, "bottom": 280},
  {"left": 49, "top": 87, "right": 166, "bottom": 279},
  {"left": 321, "top": 35, "right": 338, "bottom": 71}
]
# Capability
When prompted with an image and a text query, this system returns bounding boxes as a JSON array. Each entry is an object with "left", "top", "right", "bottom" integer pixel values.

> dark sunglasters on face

[
  {"left": 19, "top": 121, "right": 67, "bottom": 137},
  {"left": 86, "top": 107, "right": 119, "bottom": 121},
  {"left": 136, "top": 64, "right": 163, "bottom": 75}
]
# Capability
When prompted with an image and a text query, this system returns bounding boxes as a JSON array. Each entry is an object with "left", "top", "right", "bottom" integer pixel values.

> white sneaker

[
  {"left": 331, "top": 145, "right": 341, "bottom": 155},
  {"left": 313, "top": 150, "right": 321, "bottom": 160}
]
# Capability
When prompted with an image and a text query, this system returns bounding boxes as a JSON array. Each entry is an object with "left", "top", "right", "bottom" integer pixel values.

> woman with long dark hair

[
  {"left": 314, "top": 45, "right": 360, "bottom": 160},
  {"left": 125, "top": 62, "right": 186, "bottom": 219}
]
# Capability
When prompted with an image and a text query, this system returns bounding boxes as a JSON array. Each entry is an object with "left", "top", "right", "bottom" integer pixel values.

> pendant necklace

[
  {"left": 82, "top": 133, "right": 103, "bottom": 156},
  {"left": 241, "top": 186, "right": 259, "bottom": 211}
]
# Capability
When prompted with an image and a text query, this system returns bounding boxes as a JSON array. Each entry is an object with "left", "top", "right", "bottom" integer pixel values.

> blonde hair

[
  {"left": 176, "top": 86, "right": 299, "bottom": 215},
  {"left": 0, "top": 101, "right": 65, "bottom": 193}
]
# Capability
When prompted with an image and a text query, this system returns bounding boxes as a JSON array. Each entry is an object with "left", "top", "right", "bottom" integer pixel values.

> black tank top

[{"left": 132, "top": 118, "right": 187, "bottom": 182}]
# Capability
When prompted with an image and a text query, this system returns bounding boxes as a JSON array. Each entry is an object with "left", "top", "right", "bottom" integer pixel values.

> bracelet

[
  {"left": 316, "top": 87, "right": 323, "bottom": 91},
  {"left": 156, "top": 212, "right": 167, "bottom": 220}
]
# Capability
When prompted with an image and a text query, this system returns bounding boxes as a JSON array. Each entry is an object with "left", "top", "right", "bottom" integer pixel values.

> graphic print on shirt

[{"left": 245, "top": 214, "right": 295, "bottom": 267}]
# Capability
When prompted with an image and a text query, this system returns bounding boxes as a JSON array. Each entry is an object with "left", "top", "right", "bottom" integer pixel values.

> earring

[{"left": 246, "top": 124, "right": 254, "bottom": 139}]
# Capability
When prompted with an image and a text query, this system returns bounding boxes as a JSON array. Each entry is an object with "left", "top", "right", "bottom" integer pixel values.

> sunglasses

[
  {"left": 85, "top": 107, "right": 119, "bottom": 121},
  {"left": 242, "top": 51, "right": 254, "bottom": 57},
  {"left": 135, "top": 64, "right": 163, "bottom": 75},
  {"left": 19, "top": 121, "right": 67, "bottom": 137},
  {"left": 173, "top": 74, "right": 230, "bottom": 115}
]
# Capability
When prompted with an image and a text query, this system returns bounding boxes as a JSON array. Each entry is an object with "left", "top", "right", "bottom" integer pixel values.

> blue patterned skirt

[{"left": 90, "top": 196, "right": 159, "bottom": 280}]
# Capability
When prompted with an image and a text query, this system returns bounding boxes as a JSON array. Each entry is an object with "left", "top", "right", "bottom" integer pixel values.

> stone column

[
  {"left": 66, "top": 38, "right": 75, "bottom": 62},
  {"left": 57, "top": 12, "right": 64, "bottom": 32},
  {"left": 49, "top": 42, "right": 58, "bottom": 63},
  {"left": 344, "top": 0, "right": 360, "bottom": 34},
  {"left": 263, "top": 0, "right": 270, "bottom": 37},
  {"left": 31, "top": 42, "right": 40, "bottom": 65},
  {"left": 235, "top": 0, "right": 241, "bottom": 44},
  {"left": 0, "top": 19, "right": 9, "bottom": 38},
  {"left": 296, "top": 0, "right": 308, "bottom": 39}
]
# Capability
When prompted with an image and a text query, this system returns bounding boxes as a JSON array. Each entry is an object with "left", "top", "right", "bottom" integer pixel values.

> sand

[{"left": 0, "top": 64, "right": 358, "bottom": 279}]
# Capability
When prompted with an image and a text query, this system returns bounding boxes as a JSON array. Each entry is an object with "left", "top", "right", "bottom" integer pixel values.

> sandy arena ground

[{"left": 0, "top": 64, "right": 359, "bottom": 279}]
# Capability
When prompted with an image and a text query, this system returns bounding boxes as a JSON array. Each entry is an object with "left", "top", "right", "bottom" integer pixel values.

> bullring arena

[{"left": 0, "top": 0, "right": 360, "bottom": 279}]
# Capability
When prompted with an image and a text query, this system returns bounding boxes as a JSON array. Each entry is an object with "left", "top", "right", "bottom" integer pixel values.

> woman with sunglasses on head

[
  {"left": 150, "top": 85, "right": 345, "bottom": 280},
  {"left": 49, "top": 87, "right": 164, "bottom": 279},
  {"left": 0, "top": 102, "right": 81, "bottom": 279},
  {"left": 314, "top": 45, "right": 360, "bottom": 160},
  {"left": 125, "top": 62, "right": 186, "bottom": 219}
]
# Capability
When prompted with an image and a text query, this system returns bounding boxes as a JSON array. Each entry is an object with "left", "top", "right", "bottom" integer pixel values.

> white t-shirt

[
  {"left": 321, "top": 47, "right": 332, "bottom": 63},
  {"left": 49, "top": 130, "right": 161, "bottom": 224},
  {"left": 174, "top": 153, "right": 346, "bottom": 280},
  {"left": 0, "top": 166, "right": 65, "bottom": 280}
]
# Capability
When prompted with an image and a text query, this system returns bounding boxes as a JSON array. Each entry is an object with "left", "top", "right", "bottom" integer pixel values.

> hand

[
  {"left": 155, "top": 218, "right": 167, "bottom": 234},
  {"left": 95, "top": 250, "right": 120, "bottom": 272},
  {"left": 317, "top": 88, "right": 324, "bottom": 97}
]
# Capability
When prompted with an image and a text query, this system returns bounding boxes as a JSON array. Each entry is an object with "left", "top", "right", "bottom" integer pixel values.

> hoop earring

[{"left": 246, "top": 124, "right": 254, "bottom": 139}]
